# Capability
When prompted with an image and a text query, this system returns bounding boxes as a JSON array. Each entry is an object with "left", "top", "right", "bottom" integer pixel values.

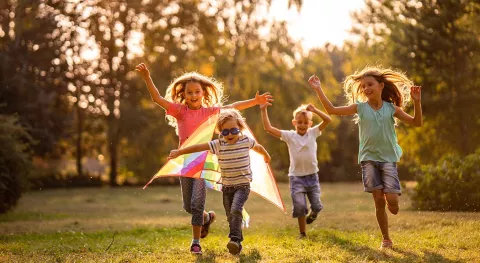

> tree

[
  {"left": 0, "top": 115, "right": 32, "bottom": 213},
  {"left": 0, "top": 0, "right": 71, "bottom": 158}
]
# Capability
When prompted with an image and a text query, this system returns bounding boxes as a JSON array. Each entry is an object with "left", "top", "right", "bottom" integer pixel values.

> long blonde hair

[
  {"left": 343, "top": 66, "right": 413, "bottom": 109},
  {"left": 164, "top": 72, "right": 226, "bottom": 133}
]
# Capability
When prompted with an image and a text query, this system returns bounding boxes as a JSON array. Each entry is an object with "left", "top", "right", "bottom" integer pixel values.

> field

[{"left": 1, "top": 183, "right": 479, "bottom": 262}]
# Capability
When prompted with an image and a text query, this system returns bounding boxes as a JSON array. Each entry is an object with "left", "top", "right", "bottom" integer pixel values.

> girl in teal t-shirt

[{"left": 307, "top": 66, "right": 423, "bottom": 249}]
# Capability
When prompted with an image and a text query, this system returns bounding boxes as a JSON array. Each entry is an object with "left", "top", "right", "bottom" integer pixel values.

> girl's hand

[
  {"left": 411, "top": 86, "right": 422, "bottom": 101},
  {"left": 259, "top": 102, "right": 272, "bottom": 110},
  {"left": 306, "top": 103, "right": 316, "bottom": 112},
  {"left": 254, "top": 91, "right": 274, "bottom": 105},
  {"left": 308, "top": 75, "right": 321, "bottom": 90},
  {"left": 168, "top": 149, "right": 180, "bottom": 160},
  {"left": 263, "top": 153, "right": 271, "bottom": 163},
  {"left": 135, "top": 63, "right": 150, "bottom": 80}
]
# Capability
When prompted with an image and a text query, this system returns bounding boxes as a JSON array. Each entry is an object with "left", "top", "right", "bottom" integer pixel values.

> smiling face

[
  {"left": 292, "top": 112, "right": 312, "bottom": 136},
  {"left": 184, "top": 82, "right": 204, "bottom": 109},
  {"left": 221, "top": 118, "right": 241, "bottom": 144},
  {"left": 360, "top": 76, "right": 384, "bottom": 101}
]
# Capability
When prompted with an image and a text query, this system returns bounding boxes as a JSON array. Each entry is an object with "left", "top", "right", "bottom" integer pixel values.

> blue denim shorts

[
  {"left": 360, "top": 161, "right": 401, "bottom": 195},
  {"left": 289, "top": 174, "right": 323, "bottom": 218}
]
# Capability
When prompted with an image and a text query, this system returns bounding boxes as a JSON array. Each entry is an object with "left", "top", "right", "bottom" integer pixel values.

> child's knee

[
  {"left": 231, "top": 209, "right": 243, "bottom": 217},
  {"left": 373, "top": 196, "right": 386, "bottom": 207}
]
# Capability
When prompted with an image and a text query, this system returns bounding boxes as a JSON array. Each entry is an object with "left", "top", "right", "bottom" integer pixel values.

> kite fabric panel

[{"left": 144, "top": 110, "right": 285, "bottom": 213}]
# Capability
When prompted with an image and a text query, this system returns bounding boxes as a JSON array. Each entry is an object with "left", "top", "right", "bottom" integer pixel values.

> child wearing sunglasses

[
  {"left": 260, "top": 102, "right": 331, "bottom": 239},
  {"left": 136, "top": 63, "right": 273, "bottom": 254},
  {"left": 168, "top": 109, "right": 271, "bottom": 255}
]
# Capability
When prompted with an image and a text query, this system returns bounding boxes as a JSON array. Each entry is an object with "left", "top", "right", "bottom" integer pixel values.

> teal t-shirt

[{"left": 356, "top": 101, "right": 402, "bottom": 163}]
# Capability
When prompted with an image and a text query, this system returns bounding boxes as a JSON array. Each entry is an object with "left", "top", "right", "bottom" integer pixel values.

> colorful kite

[{"left": 144, "top": 110, "right": 285, "bottom": 217}]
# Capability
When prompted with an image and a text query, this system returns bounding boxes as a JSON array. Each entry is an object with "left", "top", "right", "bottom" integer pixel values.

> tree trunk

[{"left": 75, "top": 103, "right": 83, "bottom": 177}]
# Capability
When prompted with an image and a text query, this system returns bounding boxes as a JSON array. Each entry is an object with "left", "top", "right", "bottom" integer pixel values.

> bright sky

[{"left": 268, "top": 0, "right": 366, "bottom": 50}]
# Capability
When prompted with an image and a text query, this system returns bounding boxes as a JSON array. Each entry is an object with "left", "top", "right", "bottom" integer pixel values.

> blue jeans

[
  {"left": 361, "top": 161, "right": 402, "bottom": 195},
  {"left": 180, "top": 177, "right": 206, "bottom": 226},
  {"left": 222, "top": 185, "right": 250, "bottom": 242},
  {"left": 289, "top": 174, "right": 323, "bottom": 218}
]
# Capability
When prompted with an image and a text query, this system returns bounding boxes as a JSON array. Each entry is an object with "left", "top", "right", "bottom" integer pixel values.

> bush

[
  {"left": 411, "top": 149, "right": 480, "bottom": 212},
  {"left": 0, "top": 115, "right": 33, "bottom": 213}
]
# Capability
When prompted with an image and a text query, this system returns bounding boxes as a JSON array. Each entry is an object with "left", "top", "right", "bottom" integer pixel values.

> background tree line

[{"left": 1, "top": 0, "right": 479, "bottom": 212}]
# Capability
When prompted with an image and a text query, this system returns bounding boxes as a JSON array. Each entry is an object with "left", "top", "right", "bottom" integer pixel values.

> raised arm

[
  {"left": 259, "top": 103, "right": 282, "bottom": 138},
  {"left": 252, "top": 143, "right": 271, "bottom": 163},
  {"left": 308, "top": 75, "right": 357, "bottom": 116},
  {"left": 223, "top": 91, "right": 273, "bottom": 111},
  {"left": 394, "top": 86, "right": 423, "bottom": 127},
  {"left": 135, "top": 63, "right": 171, "bottom": 110},
  {"left": 168, "top": 143, "right": 210, "bottom": 160},
  {"left": 306, "top": 103, "right": 331, "bottom": 132}
]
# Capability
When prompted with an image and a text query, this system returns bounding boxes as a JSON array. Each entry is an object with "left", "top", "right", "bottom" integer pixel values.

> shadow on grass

[
  {"left": 195, "top": 248, "right": 262, "bottom": 263},
  {"left": 310, "top": 230, "right": 461, "bottom": 263}
]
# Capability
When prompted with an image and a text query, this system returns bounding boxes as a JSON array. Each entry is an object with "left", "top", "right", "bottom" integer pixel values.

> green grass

[{"left": 1, "top": 183, "right": 479, "bottom": 262}]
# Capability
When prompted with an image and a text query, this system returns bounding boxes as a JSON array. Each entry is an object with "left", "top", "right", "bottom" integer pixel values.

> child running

[
  {"left": 168, "top": 109, "right": 271, "bottom": 255},
  {"left": 260, "top": 102, "right": 331, "bottom": 239},
  {"left": 307, "top": 66, "right": 422, "bottom": 249},
  {"left": 135, "top": 63, "right": 273, "bottom": 254}
]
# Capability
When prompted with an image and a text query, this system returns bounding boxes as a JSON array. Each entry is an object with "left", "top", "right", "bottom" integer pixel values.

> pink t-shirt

[{"left": 166, "top": 103, "right": 220, "bottom": 145}]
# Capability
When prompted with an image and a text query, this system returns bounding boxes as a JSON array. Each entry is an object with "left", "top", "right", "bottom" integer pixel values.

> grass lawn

[{"left": 1, "top": 182, "right": 479, "bottom": 262}]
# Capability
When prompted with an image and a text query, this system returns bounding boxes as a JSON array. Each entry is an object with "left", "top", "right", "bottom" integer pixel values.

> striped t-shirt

[{"left": 208, "top": 135, "right": 256, "bottom": 187}]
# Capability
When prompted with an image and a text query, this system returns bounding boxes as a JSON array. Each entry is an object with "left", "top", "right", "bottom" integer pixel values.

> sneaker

[
  {"left": 306, "top": 212, "right": 318, "bottom": 224},
  {"left": 380, "top": 239, "right": 393, "bottom": 249},
  {"left": 227, "top": 240, "right": 241, "bottom": 255},
  {"left": 201, "top": 211, "right": 216, "bottom": 238},
  {"left": 190, "top": 243, "right": 202, "bottom": 254},
  {"left": 298, "top": 232, "right": 307, "bottom": 239}
]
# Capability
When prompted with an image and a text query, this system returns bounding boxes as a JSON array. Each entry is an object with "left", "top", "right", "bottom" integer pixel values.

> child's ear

[
  {"left": 292, "top": 119, "right": 296, "bottom": 126},
  {"left": 308, "top": 120, "right": 313, "bottom": 127}
]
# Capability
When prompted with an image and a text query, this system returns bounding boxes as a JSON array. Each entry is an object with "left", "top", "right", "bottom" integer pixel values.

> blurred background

[{"left": 1, "top": 0, "right": 479, "bottom": 213}]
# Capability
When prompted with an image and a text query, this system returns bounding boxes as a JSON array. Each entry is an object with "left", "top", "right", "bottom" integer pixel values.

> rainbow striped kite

[{"left": 144, "top": 111, "right": 285, "bottom": 215}]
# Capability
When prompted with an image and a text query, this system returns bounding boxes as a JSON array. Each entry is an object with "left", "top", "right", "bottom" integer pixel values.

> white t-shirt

[{"left": 280, "top": 126, "right": 321, "bottom": 177}]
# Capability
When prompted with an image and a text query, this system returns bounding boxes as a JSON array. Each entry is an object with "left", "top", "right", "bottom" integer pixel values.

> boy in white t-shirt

[{"left": 260, "top": 103, "right": 331, "bottom": 238}]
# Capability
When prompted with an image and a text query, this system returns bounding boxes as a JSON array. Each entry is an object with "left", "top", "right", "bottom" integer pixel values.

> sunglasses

[{"left": 221, "top": 128, "right": 240, "bottom": 136}]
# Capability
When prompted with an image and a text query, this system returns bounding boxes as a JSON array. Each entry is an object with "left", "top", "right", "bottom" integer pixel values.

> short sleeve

[
  {"left": 166, "top": 103, "right": 184, "bottom": 119},
  {"left": 248, "top": 137, "right": 256, "bottom": 149},
  {"left": 386, "top": 102, "right": 396, "bottom": 117},
  {"left": 309, "top": 126, "right": 322, "bottom": 138},
  {"left": 280, "top": 130, "right": 291, "bottom": 143},
  {"left": 356, "top": 101, "right": 365, "bottom": 119},
  {"left": 208, "top": 106, "right": 221, "bottom": 116},
  {"left": 208, "top": 139, "right": 220, "bottom": 154}
]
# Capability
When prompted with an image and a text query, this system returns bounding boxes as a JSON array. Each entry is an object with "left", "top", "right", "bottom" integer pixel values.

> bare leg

[
  {"left": 385, "top": 193, "right": 399, "bottom": 215},
  {"left": 298, "top": 216, "right": 306, "bottom": 234},
  {"left": 372, "top": 189, "right": 390, "bottom": 241},
  {"left": 192, "top": 225, "right": 202, "bottom": 240}
]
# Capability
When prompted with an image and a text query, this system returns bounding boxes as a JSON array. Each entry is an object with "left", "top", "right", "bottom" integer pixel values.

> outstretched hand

[
  {"left": 135, "top": 63, "right": 150, "bottom": 80},
  {"left": 308, "top": 75, "right": 321, "bottom": 89},
  {"left": 255, "top": 91, "right": 274, "bottom": 105},
  {"left": 167, "top": 149, "right": 180, "bottom": 160},
  {"left": 410, "top": 86, "right": 422, "bottom": 101}
]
